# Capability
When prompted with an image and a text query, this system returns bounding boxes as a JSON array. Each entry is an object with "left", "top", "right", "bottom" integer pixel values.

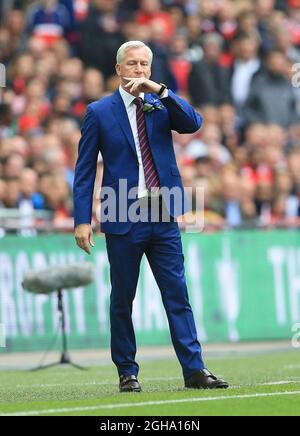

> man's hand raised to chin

[
  {"left": 75, "top": 224, "right": 95, "bottom": 255},
  {"left": 123, "top": 78, "right": 161, "bottom": 96}
]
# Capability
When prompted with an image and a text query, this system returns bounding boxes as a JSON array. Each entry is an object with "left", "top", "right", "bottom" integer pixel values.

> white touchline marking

[
  {"left": 284, "top": 365, "right": 300, "bottom": 370},
  {"left": 259, "top": 381, "right": 298, "bottom": 386},
  {"left": 1, "top": 390, "right": 300, "bottom": 416},
  {"left": 7, "top": 379, "right": 298, "bottom": 390}
]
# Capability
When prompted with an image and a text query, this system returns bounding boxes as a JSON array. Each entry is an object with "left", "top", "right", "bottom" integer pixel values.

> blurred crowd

[{"left": 0, "top": 0, "right": 300, "bottom": 232}]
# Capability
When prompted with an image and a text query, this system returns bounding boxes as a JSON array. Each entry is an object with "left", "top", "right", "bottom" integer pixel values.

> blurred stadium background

[{"left": 0, "top": 0, "right": 300, "bottom": 396}]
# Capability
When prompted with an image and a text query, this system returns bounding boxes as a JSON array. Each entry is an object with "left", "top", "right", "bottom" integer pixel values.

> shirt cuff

[{"left": 159, "top": 89, "right": 169, "bottom": 99}]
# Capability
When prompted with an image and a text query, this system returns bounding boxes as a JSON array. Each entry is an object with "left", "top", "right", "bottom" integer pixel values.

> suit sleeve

[
  {"left": 161, "top": 89, "right": 203, "bottom": 134},
  {"left": 73, "top": 105, "right": 101, "bottom": 227}
]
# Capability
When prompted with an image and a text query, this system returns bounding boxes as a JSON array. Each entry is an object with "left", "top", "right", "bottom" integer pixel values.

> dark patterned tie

[{"left": 134, "top": 97, "right": 160, "bottom": 193}]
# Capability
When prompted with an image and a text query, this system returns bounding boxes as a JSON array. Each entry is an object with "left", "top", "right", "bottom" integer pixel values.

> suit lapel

[
  {"left": 111, "top": 91, "right": 155, "bottom": 157},
  {"left": 112, "top": 90, "right": 137, "bottom": 157}
]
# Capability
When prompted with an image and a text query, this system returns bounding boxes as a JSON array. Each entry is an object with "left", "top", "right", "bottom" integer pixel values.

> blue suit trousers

[{"left": 105, "top": 199, "right": 205, "bottom": 379}]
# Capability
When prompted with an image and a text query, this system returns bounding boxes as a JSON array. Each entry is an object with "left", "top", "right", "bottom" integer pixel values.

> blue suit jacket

[{"left": 73, "top": 89, "right": 202, "bottom": 234}]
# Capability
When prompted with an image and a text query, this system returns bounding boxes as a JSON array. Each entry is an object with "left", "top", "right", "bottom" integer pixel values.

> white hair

[{"left": 116, "top": 41, "right": 153, "bottom": 65}]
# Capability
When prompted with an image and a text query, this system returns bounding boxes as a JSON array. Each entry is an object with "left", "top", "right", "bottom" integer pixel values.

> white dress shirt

[
  {"left": 119, "top": 85, "right": 168, "bottom": 198},
  {"left": 231, "top": 59, "right": 260, "bottom": 107}
]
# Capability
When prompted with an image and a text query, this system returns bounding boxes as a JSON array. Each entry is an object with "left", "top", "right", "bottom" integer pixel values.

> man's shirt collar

[{"left": 119, "top": 85, "right": 145, "bottom": 109}]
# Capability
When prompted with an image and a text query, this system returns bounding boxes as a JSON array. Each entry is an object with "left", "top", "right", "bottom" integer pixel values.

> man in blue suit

[{"left": 73, "top": 41, "right": 228, "bottom": 392}]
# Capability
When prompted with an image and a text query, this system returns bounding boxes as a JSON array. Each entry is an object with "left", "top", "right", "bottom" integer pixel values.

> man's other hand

[{"left": 75, "top": 224, "right": 95, "bottom": 255}]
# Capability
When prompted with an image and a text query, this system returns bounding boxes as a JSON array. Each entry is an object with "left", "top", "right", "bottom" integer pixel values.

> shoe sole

[
  {"left": 185, "top": 383, "right": 229, "bottom": 390},
  {"left": 119, "top": 388, "right": 142, "bottom": 393}
]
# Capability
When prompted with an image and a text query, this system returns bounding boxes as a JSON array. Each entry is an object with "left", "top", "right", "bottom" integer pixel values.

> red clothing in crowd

[{"left": 135, "top": 10, "right": 175, "bottom": 44}]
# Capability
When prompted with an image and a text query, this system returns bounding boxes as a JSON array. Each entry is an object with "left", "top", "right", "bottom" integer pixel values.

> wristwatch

[{"left": 157, "top": 83, "right": 168, "bottom": 97}]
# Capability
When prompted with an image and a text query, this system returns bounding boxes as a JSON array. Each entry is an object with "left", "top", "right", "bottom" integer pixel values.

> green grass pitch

[{"left": 0, "top": 350, "right": 300, "bottom": 416}]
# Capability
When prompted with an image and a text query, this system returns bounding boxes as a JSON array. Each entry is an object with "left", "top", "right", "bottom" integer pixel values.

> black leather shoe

[
  {"left": 119, "top": 375, "right": 142, "bottom": 393},
  {"left": 185, "top": 369, "right": 229, "bottom": 390}
]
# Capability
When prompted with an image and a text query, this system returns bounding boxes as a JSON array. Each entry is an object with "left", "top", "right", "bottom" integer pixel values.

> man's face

[
  {"left": 116, "top": 48, "right": 151, "bottom": 88},
  {"left": 239, "top": 39, "right": 258, "bottom": 61},
  {"left": 43, "top": 0, "right": 57, "bottom": 7},
  {"left": 203, "top": 42, "right": 221, "bottom": 62},
  {"left": 267, "top": 53, "right": 287, "bottom": 77}
]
